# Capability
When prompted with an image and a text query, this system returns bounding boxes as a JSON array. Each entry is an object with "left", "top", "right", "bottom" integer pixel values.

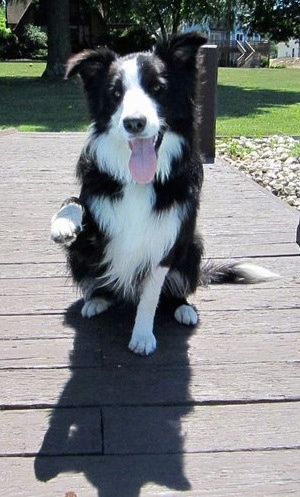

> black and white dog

[{"left": 51, "top": 32, "right": 278, "bottom": 355}]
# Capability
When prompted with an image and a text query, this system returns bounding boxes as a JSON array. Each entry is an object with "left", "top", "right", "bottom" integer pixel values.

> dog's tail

[{"left": 199, "top": 260, "right": 280, "bottom": 286}]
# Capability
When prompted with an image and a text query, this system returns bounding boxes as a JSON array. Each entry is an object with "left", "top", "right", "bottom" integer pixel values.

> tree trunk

[{"left": 42, "top": 0, "right": 71, "bottom": 80}]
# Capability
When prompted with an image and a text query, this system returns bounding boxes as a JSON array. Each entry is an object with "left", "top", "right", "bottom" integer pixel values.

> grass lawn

[
  {"left": 217, "top": 67, "right": 300, "bottom": 137},
  {"left": 0, "top": 61, "right": 88, "bottom": 131},
  {"left": 0, "top": 61, "right": 299, "bottom": 136}
]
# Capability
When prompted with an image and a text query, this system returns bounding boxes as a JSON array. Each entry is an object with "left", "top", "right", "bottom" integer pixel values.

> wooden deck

[{"left": 0, "top": 131, "right": 299, "bottom": 497}]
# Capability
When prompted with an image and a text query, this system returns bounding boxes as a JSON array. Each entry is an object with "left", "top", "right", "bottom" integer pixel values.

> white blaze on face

[
  {"left": 120, "top": 57, "right": 160, "bottom": 138},
  {"left": 118, "top": 57, "right": 161, "bottom": 184}
]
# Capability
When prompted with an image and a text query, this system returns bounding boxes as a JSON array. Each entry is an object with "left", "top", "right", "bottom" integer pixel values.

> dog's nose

[{"left": 123, "top": 114, "right": 147, "bottom": 134}]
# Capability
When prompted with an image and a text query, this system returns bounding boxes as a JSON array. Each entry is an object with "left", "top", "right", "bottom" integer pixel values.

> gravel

[{"left": 216, "top": 135, "right": 300, "bottom": 211}]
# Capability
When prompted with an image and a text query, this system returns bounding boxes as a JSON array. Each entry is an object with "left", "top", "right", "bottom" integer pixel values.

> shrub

[
  {"left": 18, "top": 24, "right": 48, "bottom": 59},
  {"left": 0, "top": 29, "right": 22, "bottom": 59},
  {"left": 0, "top": 6, "right": 20, "bottom": 59},
  {"left": 260, "top": 56, "right": 269, "bottom": 68},
  {"left": 0, "top": 5, "right": 6, "bottom": 31}
]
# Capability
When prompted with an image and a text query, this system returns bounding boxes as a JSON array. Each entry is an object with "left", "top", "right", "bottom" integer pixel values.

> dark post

[
  {"left": 196, "top": 45, "right": 219, "bottom": 163},
  {"left": 296, "top": 216, "right": 300, "bottom": 247}
]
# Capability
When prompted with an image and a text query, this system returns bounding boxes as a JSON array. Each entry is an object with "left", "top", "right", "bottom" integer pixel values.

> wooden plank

[
  {"left": 103, "top": 403, "right": 300, "bottom": 454},
  {"left": 0, "top": 313, "right": 77, "bottom": 339},
  {"left": 0, "top": 276, "right": 298, "bottom": 315},
  {"left": 0, "top": 227, "right": 297, "bottom": 246},
  {"left": 0, "top": 407, "right": 102, "bottom": 456},
  {"left": 1, "top": 331, "right": 299, "bottom": 369},
  {"left": 204, "top": 242, "right": 299, "bottom": 257},
  {"left": 1, "top": 403, "right": 299, "bottom": 457},
  {"left": 0, "top": 336, "right": 103, "bottom": 369},
  {"left": 0, "top": 237, "right": 298, "bottom": 263},
  {"left": 1, "top": 307, "right": 299, "bottom": 341},
  {"left": 0, "top": 240, "right": 297, "bottom": 263},
  {"left": 1, "top": 362, "right": 299, "bottom": 407},
  {"left": 0, "top": 255, "right": 298, "bottom": 279},
  {"left": 1, "top": 450, "right": 300, "bottom": 496},
  {"left": 0, "top": 262, "right": 66, "bottom": 279}
]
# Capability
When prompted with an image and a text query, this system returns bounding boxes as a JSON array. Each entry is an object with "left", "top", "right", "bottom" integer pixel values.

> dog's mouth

[{"left": 128, "top": 128, "right": 167, "bottom": 185}]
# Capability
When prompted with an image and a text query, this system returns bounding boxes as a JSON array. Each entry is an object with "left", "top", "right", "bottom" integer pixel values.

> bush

[
  {"left": 0, "top": 6, "right": 21, "bottom": 59},
  {"left": 0, "top": 29, "right": 22, "bottom": 59},
  {"left": 0, "top": 16, "right": 48, "bottom": 60},
  {"left": 18, "top": 24, "right": 48, "bottom": 59},
  {"left": 260, "top": 56, "right": 269, "bottom": 68},
  {"left": 0, "top": 6, "right": 6, "bottom": 31}
]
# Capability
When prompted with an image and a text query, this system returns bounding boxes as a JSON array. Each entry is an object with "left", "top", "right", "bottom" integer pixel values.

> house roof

[{"left": 6, "top": 0, "right": 33, "bottom": 27}]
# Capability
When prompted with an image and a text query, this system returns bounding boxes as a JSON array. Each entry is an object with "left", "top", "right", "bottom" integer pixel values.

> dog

[{"left": 50, "top": 32, "right": 278, "bottom": 355}]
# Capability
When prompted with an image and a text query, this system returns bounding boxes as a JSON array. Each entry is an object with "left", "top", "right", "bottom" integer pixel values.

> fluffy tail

[{"left": 199, "top": 260, "right": 280, "bottom": 286}]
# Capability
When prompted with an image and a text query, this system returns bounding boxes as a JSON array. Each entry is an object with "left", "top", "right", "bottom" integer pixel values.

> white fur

[
  {"left": 118, "top": 57, "right": 161, "bottom": 138},
  {"left": 51, "top": 203, "right": 83, "bottom": 246},
  {"left": 129, "top": 266, "right": 168, "bottom": 355},
  {"left": 88, "top": 184, "right": 186, "bottom": 296},
  {"left": 233, "top": 262, "right": 280, "bottom": 283},
  {"left": 86, "top": 54, "right": 184, "bottom": 184},
  {"left": 174, "top": 305, "right": 198, "bottom": 326},
  {"left": 88, "top": 128, "right": 184, "bottom": 184},
  {"left": 81, "top": 297, "right": 111, "bottom": 318}
]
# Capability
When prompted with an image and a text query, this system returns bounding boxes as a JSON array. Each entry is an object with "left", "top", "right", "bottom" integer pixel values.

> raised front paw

[
  {"left": 51, "top": 202, "right": 83, "bottom": 246},
  {"left": 128, "top": 330, "right": 157, "bottom": 356},
  {"left": 51, "top": 217, "right": 82, "bottom": 246}
]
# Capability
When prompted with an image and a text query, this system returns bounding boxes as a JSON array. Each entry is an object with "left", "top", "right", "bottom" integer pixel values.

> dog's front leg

[
  {"left": 51, "top": 197, "right": 84, "bottom": 247},
  {"left": 129, "top": 266, "right": 168, "bottom": 355}
]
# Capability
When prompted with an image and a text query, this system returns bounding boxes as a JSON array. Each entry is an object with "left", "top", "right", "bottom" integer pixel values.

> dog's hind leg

[
  {"left": 81, "top": 297, "right": 112, "bottom": 318},
  {"left": 174, "top": 303, "right": 198, "bottom": 325},
  {"left": 162, "top": 270, "right": 199, "bottom": 326},
  {"left": 129, "top": 266, "right": 168, "bottom": 355}
]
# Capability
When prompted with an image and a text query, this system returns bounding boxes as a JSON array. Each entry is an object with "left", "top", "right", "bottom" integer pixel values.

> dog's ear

[
  {"left": 154, "top": 32, "right": 207, "bottom": 67},
  {"left": 65, "top": 47, "right": 117, "bottom": 82}
]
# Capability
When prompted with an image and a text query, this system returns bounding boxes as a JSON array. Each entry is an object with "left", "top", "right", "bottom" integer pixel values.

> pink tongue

[{"left": 129, "top": 138, "right": 157, "bottom": 184}]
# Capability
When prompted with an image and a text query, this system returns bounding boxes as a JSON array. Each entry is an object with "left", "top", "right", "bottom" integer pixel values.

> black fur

[{"left": 60, "top": 32, "right": 206, "bottom": 307}]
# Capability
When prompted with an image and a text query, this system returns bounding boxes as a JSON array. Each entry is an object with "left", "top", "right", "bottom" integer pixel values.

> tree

[
  {"left": 41, "top": 0, "right": 71, "bottom": 79},
  {"left": 137, "top": 0, "right": 223, "bottom": 40},
  {"left": 239, "top": 0, "right": 300, "bottom": 42},
  {"left": 94, "top": 0, "right": 226, "bottom": 40}
]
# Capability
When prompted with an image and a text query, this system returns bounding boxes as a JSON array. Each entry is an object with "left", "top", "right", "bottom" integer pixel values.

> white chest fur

[{"left": 88, "top": 184, "right": 184, "bottom": 294}]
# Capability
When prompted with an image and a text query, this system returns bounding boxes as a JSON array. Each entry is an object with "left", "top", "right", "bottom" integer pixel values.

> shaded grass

[
  {"left": 0, "top": 62, "right": 299, "bottom": 136},
  {"left": 0, "top": 62, "right": 88, "bottom": 131}
]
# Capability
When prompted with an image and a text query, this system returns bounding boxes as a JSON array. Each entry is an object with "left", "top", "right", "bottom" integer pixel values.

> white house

[
  {"left": 277, "top": 39, "right": 300, "bottom": 58},
  {"left": 182, "top": 21, "right": 263, "bottom": 44}
]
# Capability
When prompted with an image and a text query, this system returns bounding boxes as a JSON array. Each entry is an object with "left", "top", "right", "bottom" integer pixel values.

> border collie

[{"left": 51, "top": 32, "right": 278, "bottom": 355}]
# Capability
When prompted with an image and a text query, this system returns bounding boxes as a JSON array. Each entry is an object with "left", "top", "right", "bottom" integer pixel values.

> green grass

[
  {"left": 0, "top": 61, "right": 299, "bottom": 135},
  {"left": 217, "top": 67, "right": 300, "bottom": 137}
]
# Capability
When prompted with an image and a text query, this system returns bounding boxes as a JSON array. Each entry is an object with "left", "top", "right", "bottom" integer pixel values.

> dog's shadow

[{"left": 34, "top": 300, "right": 195, "bottom": 497}]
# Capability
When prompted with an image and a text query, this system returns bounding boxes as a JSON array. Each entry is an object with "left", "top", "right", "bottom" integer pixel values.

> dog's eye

[
  {"left": 110, "top": 85, "right": 123, "bottom": 102},
  {"left": 151, "top": 80, "right": 166, "bottom": 95},
  {"left": 114, "top": 90, "right": 122, "bottom": 99},
  {"left": 152, "top": 84, "right": 162, "bottom": 93}
]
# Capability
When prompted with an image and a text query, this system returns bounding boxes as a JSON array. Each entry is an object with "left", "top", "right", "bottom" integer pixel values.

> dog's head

[{"left": 66, "top": 32, "right": 206, "bottom": 184}]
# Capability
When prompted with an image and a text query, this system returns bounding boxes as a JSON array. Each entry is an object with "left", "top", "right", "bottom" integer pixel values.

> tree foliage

[
  {"left": 239, "top": 0, "right": 300, "bottom": 42},
  {"left": 90, "top": 0, "right": 228, "bottom": 39}
]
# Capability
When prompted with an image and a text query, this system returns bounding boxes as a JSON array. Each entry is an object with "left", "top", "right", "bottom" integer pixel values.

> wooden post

[
  {"left": 296, "top": 216, "right": 300, "bottom": 247},
  {"left": 196, "top": 45, "right": 219, "bottom": 163}
]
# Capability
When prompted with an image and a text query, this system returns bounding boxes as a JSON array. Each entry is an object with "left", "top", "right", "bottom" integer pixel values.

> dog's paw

[
  {"left": 51, "top": 217, "right": 82, "bottom": 246},
  {"left": 81, "top": 298, "right": 111, "bottom": 318},
  {"left": 174, "top": 304, "right": 198, "bottom": 326},
  {"left": 128, "top": 331, "right": 157, "bottom": 355}
]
